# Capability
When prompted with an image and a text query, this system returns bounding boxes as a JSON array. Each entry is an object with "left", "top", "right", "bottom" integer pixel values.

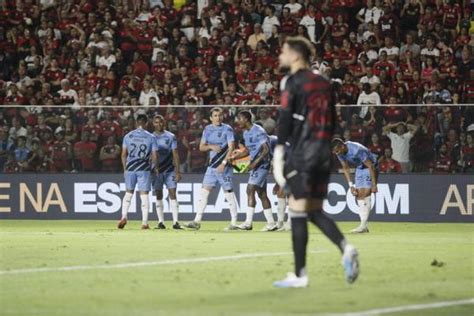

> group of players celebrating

[
  {"left": 116, "top": 107, "right": 290, "bottom": 232},
  {"left": 117, "top": 36, "right": 383, "bottom": 288}
]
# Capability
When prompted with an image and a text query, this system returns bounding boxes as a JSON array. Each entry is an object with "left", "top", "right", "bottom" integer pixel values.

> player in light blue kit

[
  {"left": 152, "top": 115, "right": 183, "bottom": 230},
  {"left": 118, "top": 114, "right": 159, "bottom": 230},
  {"left": 332, "top": 138, "right": 378, "bottom": 233},
  {"left": 230, "top": 111, "right": 276, "bottom": 231},
  {"left": 185, "top": 107, "right": 238, "bottom": 230}
]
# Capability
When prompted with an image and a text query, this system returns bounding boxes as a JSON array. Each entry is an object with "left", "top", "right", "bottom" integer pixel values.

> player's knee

[
  {"left": 224, "top": 189, "right": 233, "bottom": 193},
  {"left": 256, "top": 188, "right": 267, "bottom": 198},
  {"left": 168, "top": 190, "right": 177, "bottom": 200},
  {"left": 246, "top": 185, "right": 256, "bottom": 195},
  {"left": 155, "top": 191, "right": 164, "bottom": 200}
]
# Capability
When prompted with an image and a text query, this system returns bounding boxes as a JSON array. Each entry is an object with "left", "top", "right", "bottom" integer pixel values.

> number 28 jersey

[{"left": 122, "top": 128, "right": 158, "bottom": 172}]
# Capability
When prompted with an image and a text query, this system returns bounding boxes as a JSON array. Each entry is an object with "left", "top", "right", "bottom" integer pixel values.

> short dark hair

[
  {"left": 136, "top": 114, "right": 148, "bottom": 124},
  {"left": 238, "top": 110, "right": 252, "bottom": 122},
  {"left": 331, "top": 137, "right": 345, "bottom": 149},
  {"left": 284, "top": 36, "right": 314, "bottom": 64}
]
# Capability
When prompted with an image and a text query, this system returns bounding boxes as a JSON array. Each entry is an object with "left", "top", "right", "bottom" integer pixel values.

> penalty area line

[
  {"left": 323, "top": 298, "right": 474, "bottom": 316},
  {"left": 0, "top": 250, "right": 326, "bottom": 276}
]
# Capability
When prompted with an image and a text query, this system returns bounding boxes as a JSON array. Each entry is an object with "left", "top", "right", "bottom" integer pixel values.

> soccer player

[
  {"left": 117, "top": 114, "right": 159, "bottom": 230},
  {"left": 185, "top": 107, "right": 238, "bottom": 230},
  {"left": 230, "top": 110, "right": 277, "bottom": 231},
  {"left": 152, "top": 115, "right": 183, "bottom": 230},
  {"left": 332, "top": 138, "right": 378, "bottom": 233},
  {"left": 272, "top": 36, "right": 359, "bottom": 288}
]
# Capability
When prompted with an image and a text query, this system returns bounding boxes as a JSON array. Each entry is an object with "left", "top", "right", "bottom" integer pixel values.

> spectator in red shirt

[
  {"left": 367, "top": 132, "right": 384, "bottom": 158},
  {"left": 73, "top": 131, "right": 97, "bottom": 172},
  {"left": 429, "top": 143, "right": 453, "bottom": 174},
  {"left": 100, "top": 110, "right": 123, "bottom": 140},
  {"left": 373, "top": 51, "right": 396, "bottom": 77},
  {"left": 50, "top": 129, "right": 72, "bottom": 173},
  {"left": 99, "top": 135, "right": 121, "bottom": 172},
  {"left": 379, "top": 148, "right": 402, "bottom": 173},
  {"left": 131, "top": 52, "right": 149, "bottom": 79},
  {"left": 81, "top": 113, "right": 102, "bottom": 143},
  {"left": 186, "top": 136, "right": 206, "bottom": 173},
  {"left": 458, "top": 132, "right": 474, "bottom": 173}
]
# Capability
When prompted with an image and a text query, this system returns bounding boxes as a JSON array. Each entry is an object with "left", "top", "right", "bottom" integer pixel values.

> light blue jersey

[
  {"left": 154, "top": 130, "right": 177, "bottom": 173},
  {"left": 243, "top": 124, "right": 270, "bottom": 188},
  {"left": 201, "top": 123, "right": 235, "bottom": 168},
  {"left": 243, "top": 124, "right": 270, "bottom": 168},
  {"left": 122, "top": 128, "right": 158, "bottom": 172},
  {"left": 122, "top": 128, "right": 157, "bottom": 191},
  {"left": 152, "top": 130, "right": 178, "bottom": 190},
  {"left": 337, "top": 141, "right": 378, "bottom": 189},
  {"left": 337, "top": 141, "right": 377, "bottom": 170}
]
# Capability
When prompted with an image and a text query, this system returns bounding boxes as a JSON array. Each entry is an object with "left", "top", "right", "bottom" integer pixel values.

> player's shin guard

[
  {"left": 358, "top": 196, "right": 371, "bottom": 228},
  {"left": 121, "top": 192, "right": 133, "bottom": 219},
  {"left": 263, "top": 208, "right": 276, "bottom": 224},
  {"left": 309, "top": 211, "right": 346, "bottom": 254},
  {"left": 170, "top": 199, "right": 179, "bottom": 224},
  {"left": 194, "top": 188, "right": 210, "bottom": 223},
  {"left": 290, "top": 211, "right": 308, "bottom": 277},
  {"left": 156, "top": 200, "right": 164, "bottom": 223},
  {"left": 277, "top": 198, "right": 287, "bottom": 223},
  {"left": 140, "top": 194, "right": 150, "bottom": 225},
  {"left": 224, "top": 192, "right": 238, "bottom": 226}
]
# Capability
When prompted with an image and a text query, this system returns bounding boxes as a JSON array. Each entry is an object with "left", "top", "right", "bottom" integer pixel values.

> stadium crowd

[{"left": 0, "top": 0, "right": 473, "bottom": 174}]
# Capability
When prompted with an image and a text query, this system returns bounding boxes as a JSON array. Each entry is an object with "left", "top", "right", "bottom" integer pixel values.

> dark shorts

[
  {"left": 285, "top": 168, "right": 330, "bottom": 200},
  {"left": 284, "top": 143, "right": 331, "bottom": 200}
]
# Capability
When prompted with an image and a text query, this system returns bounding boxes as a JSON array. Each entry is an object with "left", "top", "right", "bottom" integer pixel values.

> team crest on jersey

[
  {"left": 249, "top": 137, "right": 254, "bottom": 143},
  {"left": 165, "top": 139, "right": 170, "bottom": 145},
  {"left": 218, "top": 132, "right": 222, "bottom": 138}
]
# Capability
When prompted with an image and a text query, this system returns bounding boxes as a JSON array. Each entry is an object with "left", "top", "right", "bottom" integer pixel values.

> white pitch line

[
  {"left": 323, "top": 298, "right": 474, "bottom": 316},
  {"left": 0, "top": 250, "right": 326, "bottom": 276}
]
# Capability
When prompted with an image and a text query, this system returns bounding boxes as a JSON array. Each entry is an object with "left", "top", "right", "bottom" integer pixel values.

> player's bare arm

[
  {"left": 172, "top": 148, "right": 181, "bottom": 182},
  {"left": 216, "top": 141, "right": 235, "bottom": 173},
  {"left": 152, "top": 150, "right": 159, "bottom": 174},
  {"left": 121, "top": 147, "right": 127, "bottom": 172},
  {"left": 406, "top": 123, "right": 419, "bottom": 134},
  {"left": 245, "top": 142, "right": 270, "bottom": 172},
  {"left": 382, "top": 122, "right": 395, "bottom": 135},
  {"left": 199, "top": 141, "right": 222, "bottom": 153},
  {"left": 340, "top": 160, "right": 356, "bottom": 195}
]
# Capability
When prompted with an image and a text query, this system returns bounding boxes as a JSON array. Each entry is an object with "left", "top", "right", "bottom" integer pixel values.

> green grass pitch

[{"left": 0, "top": 220, "right": 473, "bottom": 316}]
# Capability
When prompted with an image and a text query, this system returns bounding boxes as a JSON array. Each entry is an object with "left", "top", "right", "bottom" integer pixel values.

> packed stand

[{"left": 0, "top": 0, "right": 473, "bottom": 174}]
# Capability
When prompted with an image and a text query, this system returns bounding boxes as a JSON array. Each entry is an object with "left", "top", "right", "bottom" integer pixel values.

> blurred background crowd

[{"left": 0, "top": 0, "right": 473, "bottom": 174}]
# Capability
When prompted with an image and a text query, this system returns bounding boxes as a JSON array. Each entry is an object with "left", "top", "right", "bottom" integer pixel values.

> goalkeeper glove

[{"left": 272, "top": 145, "right": 286, "bottom": 187}]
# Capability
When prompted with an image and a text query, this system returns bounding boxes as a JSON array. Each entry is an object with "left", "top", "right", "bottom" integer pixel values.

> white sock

[
  {"left": 121, "top": 192, "right": 133, "bottom": 219},
  {"left": 156, "top": 200, "right": 164, "bottom": 223},
  {"left": 361, "top": 196, "right": 371, "bottom": 227},
  {"left": 194, "top": 188, "right": 210, "bottom": 223},
  {"left": 277, "top": 198, "right": 287, "bottom": 223},
  {"left": 224, "top": 192, "right": 238, "bottom": 225},
  {"left": 140, "top": 194, "right": 149, "bottom": 225},
  {"left": 358, "top": 196, "right": 371, "bottom": 228},
  {"left": 245, "top": 207, "right": 255, "bottom": 224},
  {"left": 263, "top": 208, "right": 275, "bottom": 225},
  {"left": 170, "top": 199, "right": 179, "bottom": 224}
]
